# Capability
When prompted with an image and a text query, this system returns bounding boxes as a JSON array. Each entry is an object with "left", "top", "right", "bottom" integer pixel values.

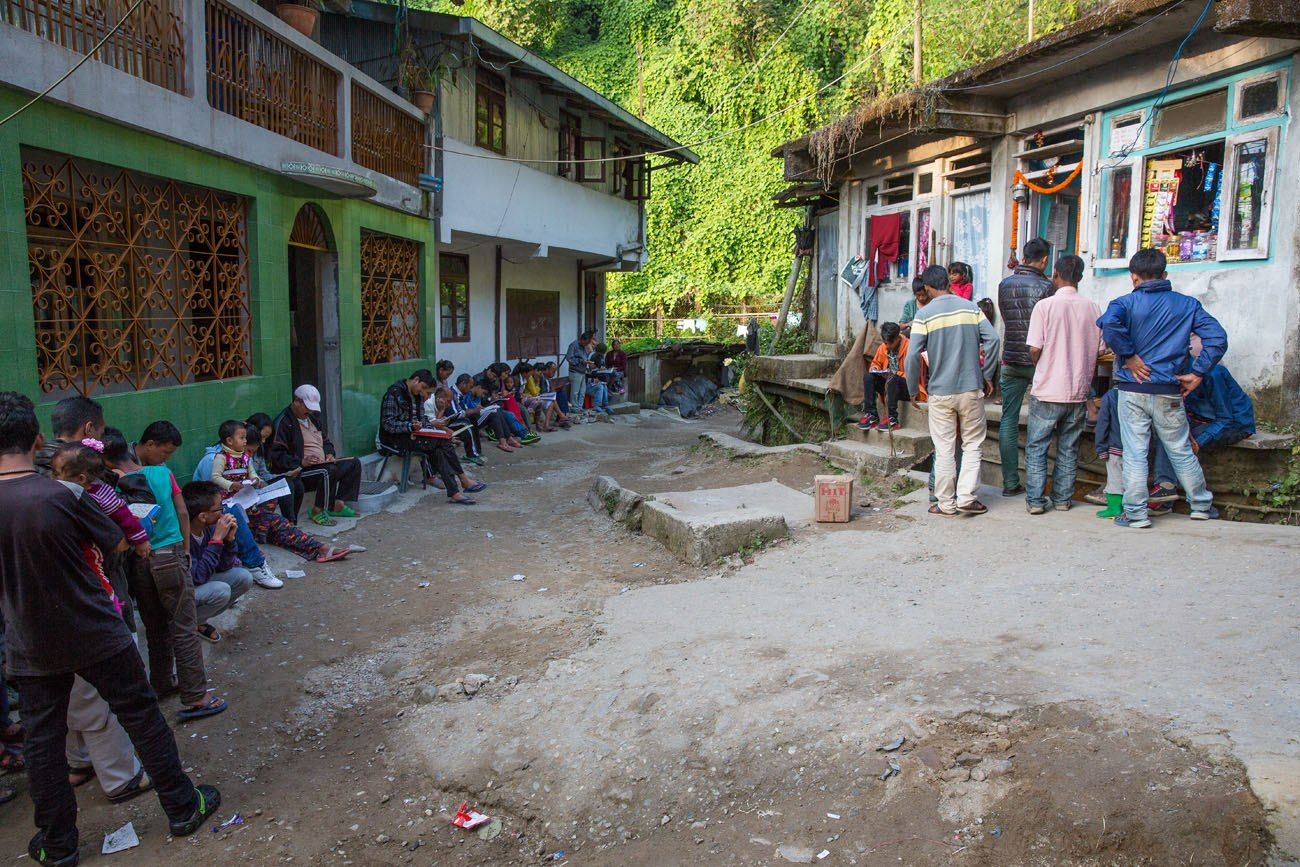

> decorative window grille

[
  {"left": 22, "top": 148, "right": 253, "bottom": 397},
  {"left": 360, "top": 230, "right": 422, "bottom": 365}
]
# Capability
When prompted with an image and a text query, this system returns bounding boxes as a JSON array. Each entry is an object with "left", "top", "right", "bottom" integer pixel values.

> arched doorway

[{"left": 288, "top": 203, "right": 343, "bottom": 447}]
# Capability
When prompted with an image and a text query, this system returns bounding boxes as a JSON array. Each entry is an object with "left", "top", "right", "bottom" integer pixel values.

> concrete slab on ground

[
  {"left": 701, "top": 431, "right": 821, "bottom": 458},
  {"left": 640, "top": 480, "right": 814, "bottom": 565}
]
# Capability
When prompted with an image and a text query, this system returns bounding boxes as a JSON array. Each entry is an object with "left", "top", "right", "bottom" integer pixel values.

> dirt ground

[{"left": 0, "top": 408, "right": 1285, "bottom": 866}]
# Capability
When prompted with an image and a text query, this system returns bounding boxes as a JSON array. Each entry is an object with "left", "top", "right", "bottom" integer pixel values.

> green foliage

[
  {"left": 420, "top": 0, "right": 1085, "bottom": 331},
  {"left": 1255, "top": 440, "right": 1300, "bottom": 511}
]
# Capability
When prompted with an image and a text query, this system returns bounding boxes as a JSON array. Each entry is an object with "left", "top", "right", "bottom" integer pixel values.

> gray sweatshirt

[{"left": 904, "top": 293, "right": 1001, "bottom": 397}]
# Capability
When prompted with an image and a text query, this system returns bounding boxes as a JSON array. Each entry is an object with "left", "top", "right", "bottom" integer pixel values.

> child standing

[
  {"left": 102, "top": 427, "right": 228, "bottom": 722},
  {"left": 1092, "top": 388, "right": 1124, "bottom": 519}
]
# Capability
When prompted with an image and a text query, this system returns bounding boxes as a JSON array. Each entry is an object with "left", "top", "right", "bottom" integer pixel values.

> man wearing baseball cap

[{"left": 266, "top": 385, "right": 362, "bottom": 526}]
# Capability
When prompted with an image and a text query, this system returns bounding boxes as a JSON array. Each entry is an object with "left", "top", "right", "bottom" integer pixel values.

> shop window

[
  {"left": 475, "top": 68, "right": 506, "bottom": 154},
  {"left": 1221, "top": 128, "right": 1277, "bottom": 259},
  {"left": 439, "top": 254, "right": 470, "bottom": 342},
  {"left": 1098, "top": 71, "right": 1284, "bottom": 265},
  {"left": 361, "top": 231, "right": 422, "bottom": 365},
  {"left": 1152, "top": 89, "right": 1226, "bottom": 145}
]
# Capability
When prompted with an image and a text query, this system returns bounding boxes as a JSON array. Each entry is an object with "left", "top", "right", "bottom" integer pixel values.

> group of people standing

[{"left": 866, "top": 238, "right": 1250, "bottom": 525}]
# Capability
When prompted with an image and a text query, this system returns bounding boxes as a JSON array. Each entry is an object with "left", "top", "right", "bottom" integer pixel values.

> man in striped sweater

[{"left": 905, "top": 265, "right": 1001, "bottom": 516}]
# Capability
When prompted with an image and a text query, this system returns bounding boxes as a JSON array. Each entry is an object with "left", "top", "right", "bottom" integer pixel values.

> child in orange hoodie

[{"left": 858, "top": 321, "right": 925, "bottom": 431}]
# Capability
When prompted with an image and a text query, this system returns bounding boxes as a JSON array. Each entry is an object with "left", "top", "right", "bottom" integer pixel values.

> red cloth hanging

[{"left": 868, "top": 213, "right": 902, "bottom": 287}]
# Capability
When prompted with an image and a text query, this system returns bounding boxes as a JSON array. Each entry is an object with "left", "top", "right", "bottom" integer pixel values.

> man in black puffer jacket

[{"left": 996, "top": 237, "right": 1054, "bottom": 496}]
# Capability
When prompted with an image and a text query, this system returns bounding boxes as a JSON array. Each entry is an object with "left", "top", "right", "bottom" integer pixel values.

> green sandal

[
  {"left": 327, "top": 505, "right": 357, "bottom": 519},
  {"left": 310, "top": 511, "right": 337, "bottom": 527}
]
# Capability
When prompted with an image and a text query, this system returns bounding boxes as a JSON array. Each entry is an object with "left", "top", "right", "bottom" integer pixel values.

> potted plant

[
  {"left": 401, "top": 52, "right": 437, "bottom": 114},
  {"left": 276, "top": 0, "right": 321, "bottom": 38}
]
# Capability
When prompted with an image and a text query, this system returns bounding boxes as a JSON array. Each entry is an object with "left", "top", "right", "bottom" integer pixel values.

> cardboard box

[{"left": 814, "top": 474, "right": 853, "bottom": 523}]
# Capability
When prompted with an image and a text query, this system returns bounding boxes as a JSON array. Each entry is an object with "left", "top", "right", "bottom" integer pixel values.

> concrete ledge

[
  {"left": 641, "top": 501, "right": 788, "bottom": 566},
  {"left": 608, "top": 401, "right": 642, "bottom": 416},
  {"left": 588, "top": 476, "right": 645, "bottom": 531},
  {"left": 823, "top": 439, "right": 920, "bottom": 475},
  {"left": 700, "top": 432, "right": 821, "bottom": 457}
]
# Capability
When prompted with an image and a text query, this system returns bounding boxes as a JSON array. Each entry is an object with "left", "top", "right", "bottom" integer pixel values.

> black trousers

[
  {"left": 479, "top": 410, "right": 511, "bottom": 441},
  {"left": 299, "top": 457, "right": 362, "bottom": 510},
  {"left": 12, "top": 644, "right": 197, "bottom": 858},
  {"left": 457, "top": 425, "right": 481, "bottom": 458},
  {"left": 399, "top": 440, "right": 463, "bottom": 495},
  {"left": 864, "top": 372, "right": 911, "bottom": 419}
]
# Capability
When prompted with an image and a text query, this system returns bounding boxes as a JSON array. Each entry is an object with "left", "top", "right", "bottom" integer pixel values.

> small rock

[
  {"left": 375, "top": 834, "right": 390, "bottom": 844},
  {"left": 941, "top": 767, "right": 970, "bottom": 783},
  {"left": 777, "top": 844, "right": 816, "bottom": 863},
  {"left": 413, "top": 685, "right": 439, "bottom": 705},
  {"left": 955, "top": 752, "right": 983, "bottom": 767},
  {"left": 380, "top": 794, "right": 392, "bottom": 803},
  {"left": 786, "top": 669, "right": 831, "bottom": 689},
  {"left": 970, "top": 767, "right": 988, "bottom": 782},
  {"left": 989, "top": 759, "right": 1014, "bottom": 778},
  {"left": 661, "top": 815, "right": 671, "bottom": 826},
  {"left": 459, "top": 673, "right": 494, "bottom": 696}
]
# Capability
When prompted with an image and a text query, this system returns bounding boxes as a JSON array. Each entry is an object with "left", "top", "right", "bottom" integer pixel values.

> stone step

[
  {"left": 842, "top": 424, "right": 933, "bottom": 458},
  {"left": 822, "top": 439, "right": 924, "bottom": 476},
  {"left": 747, "top": 353, "right": 841, "bottom": 385},
  {"left": 608, "top": 401, "right": 641, "bottom": 415}
]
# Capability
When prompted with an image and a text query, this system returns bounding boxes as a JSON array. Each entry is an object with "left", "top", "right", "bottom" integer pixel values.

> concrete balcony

[
  {"left": 440, "top": 138, "right": 644, "bottom": 263},
  {"left": 0, "top": 0, "right": 427, "bottom": 214}
]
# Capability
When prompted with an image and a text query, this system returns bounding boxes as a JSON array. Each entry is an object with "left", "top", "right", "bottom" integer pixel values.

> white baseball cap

[{"left": 294, "top": 384, "right": 322, "bottom": 412}]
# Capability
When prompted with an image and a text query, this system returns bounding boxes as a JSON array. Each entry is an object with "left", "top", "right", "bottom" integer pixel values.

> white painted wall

[{"left": 0, "top": 0, "right": 426, "bottom": 214}]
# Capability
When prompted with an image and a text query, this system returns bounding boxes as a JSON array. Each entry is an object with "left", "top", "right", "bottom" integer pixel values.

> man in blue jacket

[
  {"left": 1096, "top": 248, "right": 1227, "bottom": 527},
  {"left": 1150, "top": 345, "right": 1255, "bottom": 502}
]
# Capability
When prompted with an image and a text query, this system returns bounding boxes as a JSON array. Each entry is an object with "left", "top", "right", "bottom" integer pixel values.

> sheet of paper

[
  {"left": 256, "top": 477, "right": 291, "bottom": 505},
  {"left": 102, "top": 821, "right": 139, "bottom": 854},
  {"left": 229, "top": 483, "right": 259, "bottom": 511},
  {"left": 127, "top": 503, "right": 159, "bottom": 521}
]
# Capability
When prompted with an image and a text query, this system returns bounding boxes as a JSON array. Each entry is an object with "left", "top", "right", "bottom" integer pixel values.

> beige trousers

[{"left": 927, "top": 390, "right": 987, "bottom": 511}]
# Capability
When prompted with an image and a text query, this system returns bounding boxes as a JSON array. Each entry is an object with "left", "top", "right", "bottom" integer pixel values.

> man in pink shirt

[{"left": 1023, "top": 254, "right": 1103, "bottom": 514}]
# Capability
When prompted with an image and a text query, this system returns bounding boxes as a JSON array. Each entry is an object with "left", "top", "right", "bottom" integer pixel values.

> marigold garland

[{"left": 1013, "top": 163, "right": 1084, "bottom": 195}]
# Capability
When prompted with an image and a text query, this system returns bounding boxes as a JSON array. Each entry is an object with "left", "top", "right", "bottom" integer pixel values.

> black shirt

[{"left": 0, "top": 474, "right": 131, "bottom": 676}]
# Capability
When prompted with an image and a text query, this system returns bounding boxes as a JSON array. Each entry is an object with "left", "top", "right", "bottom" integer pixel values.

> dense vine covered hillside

[{"left": 418, "top": 0, "right": 1084, "bottom": 337}]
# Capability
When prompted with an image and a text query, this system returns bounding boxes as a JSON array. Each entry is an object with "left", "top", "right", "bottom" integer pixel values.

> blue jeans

[
  {"left": 223, "top": 503, "right": 266, "bottom": 568},
  {"left": 1153, "top": 423, "right": 1248, "bottom": 486},
  {"left": 1117, "top": 391, "right": 1213, "bottom": 519},
  {"left": 1024, "top": 398, "right": 1086, "bottom": 508},
  {"left": 589, "top": 380, "right": 610, "bottom": 411}
]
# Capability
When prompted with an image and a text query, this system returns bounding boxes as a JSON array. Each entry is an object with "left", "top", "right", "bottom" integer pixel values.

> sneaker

[
  {"left": 1189, "top": 506, "right": 1219, "bottom": 521},
  {"left": 876, "top": 416, "right": 892, "bottom": 430},
  {"left": 1148, "top": 482, "right": 1179, "bottom": 503},
  {"left": 1113, "top": 513, "right": 1152, "bottom": 529},
  {"left": 1148, "top": 502, "right": 1173, "bottom": 517},
  {"left": 169, "top": 784, "right": 222, "bottom": 836},
  {"left": 484, "top": 429, "right": 498, "bottom": 442},
  {"left": 1001, "top": 485, "right": 1025, "bottom": 497},
  {"left": 1026, "top": 503, "right": 1047, "bottom": 515},
  {"left": 1053, "top": 501, "right": 1072, "bottom": 512},
  {"left": 521, "top": 432, "right": 541, "bottom": 444},
  {"left": 251, "top": 564, "right": 284, "bottom": 589},
  {"left": 1083, "top": 486, "right": 1107, "bottom": 506},
  {"left": 466, "top": 455, "right": 486, "bottom": 466},
  {"left": 887, "top": 418, "right": 901, "bottom": 431},
  {"left": 856, "top": 415, "right": 879, "bottom": 430}
]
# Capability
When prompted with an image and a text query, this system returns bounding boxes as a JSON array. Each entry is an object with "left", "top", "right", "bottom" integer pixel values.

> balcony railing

[
  {"left": 205, "top": 0, "right": 339, "bottom": 155},
  {"left": 2, "top": 0, "right": 186, "bottom": 93},
  {"left": 351, "top": 82, "right": 424, "bottom": 187}
]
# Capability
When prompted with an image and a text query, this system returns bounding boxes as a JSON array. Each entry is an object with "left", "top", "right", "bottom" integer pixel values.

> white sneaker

[
  {"left": 347, "top": 543, "right": 367, "bottom": 553},
  {"left": 251, "top": 564, "right": 284, "bottom": 589}
]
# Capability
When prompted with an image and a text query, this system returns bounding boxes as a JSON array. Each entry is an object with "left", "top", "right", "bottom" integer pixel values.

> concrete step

[
  {"left": 822, "top": 439, "right": 924, "bottom": 476},
  {"left": 747, "top": 353, "right": 840, "bottom": 385},
  {"left": 608, "top": 401, "right": 641, "bottom": 415},
  {"left": 842, "top": 424, "right": 933, "bottom": 459}
]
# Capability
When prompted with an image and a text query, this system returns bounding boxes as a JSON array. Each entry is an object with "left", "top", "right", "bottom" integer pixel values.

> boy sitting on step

[{"left": 859, "top": 322, "right": 924, "bottom": 431}]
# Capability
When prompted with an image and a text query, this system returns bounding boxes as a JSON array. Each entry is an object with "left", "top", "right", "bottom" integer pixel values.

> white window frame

[
  {"left": 1218, "top": 125, "right": 1278, "bottom": 261},
  {"left": 1093, "top": 157, "right": 1142, "bottom": 269},
  {"left": 1233, "top": 69, "right": 1287, "bottom": 124}
]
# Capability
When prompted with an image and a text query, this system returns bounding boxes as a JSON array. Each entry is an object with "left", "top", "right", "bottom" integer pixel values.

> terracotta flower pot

[
  {"left": 276, "top": 3, "right": 318, "bottom": 37},
  {"left": 411, "top": 90, "right": 435, "bottom": 114}
]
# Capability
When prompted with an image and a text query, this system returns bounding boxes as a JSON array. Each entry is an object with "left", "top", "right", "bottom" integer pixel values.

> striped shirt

[{"left": 905, "top": 293, "right": 1000, "bottom": 397}]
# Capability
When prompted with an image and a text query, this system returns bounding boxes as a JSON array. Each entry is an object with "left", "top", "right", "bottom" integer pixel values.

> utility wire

[{"left": 0, "top": 0, "right": 148, "bottom": 128}]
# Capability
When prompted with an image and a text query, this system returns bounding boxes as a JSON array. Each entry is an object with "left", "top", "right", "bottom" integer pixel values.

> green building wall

[{"left": 0, "top": 87, "right": 439, "bottom": 472}]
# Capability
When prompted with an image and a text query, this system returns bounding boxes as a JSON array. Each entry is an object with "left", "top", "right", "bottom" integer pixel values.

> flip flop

[
  {"left": 177, "top": 695, "right": 228, "bottom": 723},
  {"left": 107, "top": 769, "right": 152, "bottom": 804},
  {"left": 0, "top": 748, "right": 25, "bottom": 774},
  {"left": 69, "top": 766, "right": 96, "bottom": 788},
  {"left": 464, "top": 482, "right": 487, "bottom": 493},
  {"left": 310, "top": 511, "right": 337, "bottom": 527},
  {"left": 449, "top": 496, "right": 476, "bottom": 505},
  {"left": 957, "top": 500, "right": 988, "bottom": 515},
  {"left": 197, "top": 623, "right": 222, "bottom": 643},
  {"left": 314, "top": 546, "right": 349, "bottom": 563},
  {"left": 927, "top": 504, "right": 958, "bottom": 517}
]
